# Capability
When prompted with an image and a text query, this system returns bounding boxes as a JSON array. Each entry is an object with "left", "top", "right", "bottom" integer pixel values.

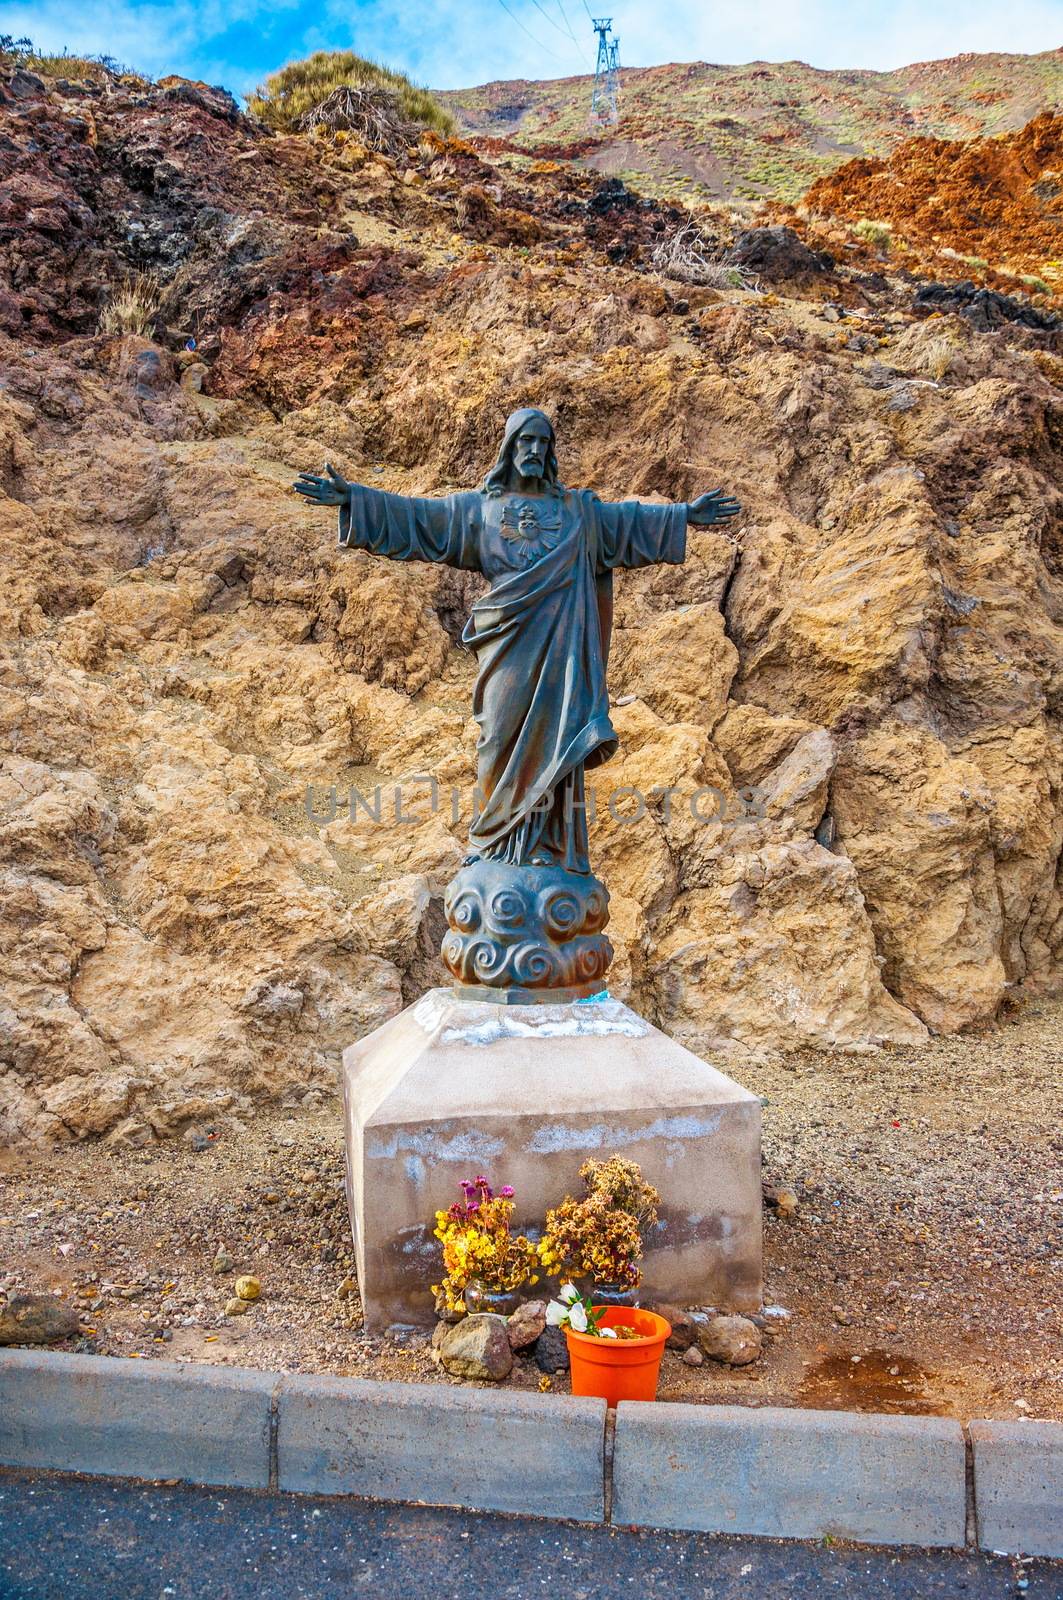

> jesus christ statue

[{"left": 295, "top": 408, "right": 739, "bottom": 999}]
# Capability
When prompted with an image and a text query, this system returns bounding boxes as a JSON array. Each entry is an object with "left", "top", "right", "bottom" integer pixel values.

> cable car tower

[{"left": 590, "top": 18, "right": 620, "bottom": 125}]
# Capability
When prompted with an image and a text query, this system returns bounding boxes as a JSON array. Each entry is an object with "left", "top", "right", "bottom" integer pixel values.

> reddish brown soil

[{"left": 803, "top": 111, "right": 1063, "bottom": 282}]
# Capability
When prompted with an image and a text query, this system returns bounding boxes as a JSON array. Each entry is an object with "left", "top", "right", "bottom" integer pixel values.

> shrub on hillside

[
  {"left": 0, "top": 32, "right": 144, "bottom": 85},
  {"left": 98, "top": 272, "right": 161, "bottom": 337},
  {"left": 854, "top": 217, "right": 893, "bottom": 252},
  {"left": 248, "top": 50, "right": 454, "bottom": 139}
]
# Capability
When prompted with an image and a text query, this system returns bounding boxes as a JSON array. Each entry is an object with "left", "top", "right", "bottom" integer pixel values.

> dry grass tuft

[
  {"left": 0, "top": 31, "right": 144, "bottom": 85},
  {"left": 98, "top": 273, "right": 161, "bottom": 337},
  {"left": 651, "top": 221, "right": 754, "bottom": 289},
  {"left": 854, "top": 218, "right": 893, "bottom": 252}
]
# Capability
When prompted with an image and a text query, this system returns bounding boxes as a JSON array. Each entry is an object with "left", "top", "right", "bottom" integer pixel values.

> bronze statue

[{"left": 295, "top": 408, "right": 740, "bottom": 1002}]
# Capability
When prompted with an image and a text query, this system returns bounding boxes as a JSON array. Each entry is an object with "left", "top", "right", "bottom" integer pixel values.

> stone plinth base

[{"left": 342, "top": 988, "right": 762, "bottom": 1331}]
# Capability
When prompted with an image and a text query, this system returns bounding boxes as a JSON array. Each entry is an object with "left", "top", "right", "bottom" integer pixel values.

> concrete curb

[
  {"left": 969, "top": 1420, "right": 1063, "bottom": 1559},
  {"left": 611, "top": 1401, "right": 967, "bottom": 1549},
  {"left": 277, "top": 1375, "right": 606, "bottom": 1521},
  {"left": 0, "top": 1348, "right": 274, "bottom": 1489},
  {"left": 1, "top": 1351, "right": 1061, "bottom": 1555}
]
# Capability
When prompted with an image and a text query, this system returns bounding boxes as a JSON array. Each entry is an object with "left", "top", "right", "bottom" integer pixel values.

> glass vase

[
  {"left": 590, "top": 1281, "right": 640, "bottom": 1309},
  {"left": 463, "top": 1280, "right": 520, "bottom": 1317}
]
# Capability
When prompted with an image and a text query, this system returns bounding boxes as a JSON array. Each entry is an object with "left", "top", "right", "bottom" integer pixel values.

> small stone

[
  {"left": 336, "top": 1276, "right": 357, "bottom": 1301},
  {"left": 832, "top": 1306, "right": 852, "bottom": 1325},
  {"left": 696, "top": 1314, "right": 763, "bottom": 1367},
  {"left": 651, "top": 1302, "right": 697, "bottom": 1351},
  {"left": 0, "top": 1294, "right": 81, "bottom": 1346},
  {"left": 682, "top": 1345, "right": 704, "bottom": 1367},
  {"left": 439, "top": 1313, "right": 513, "bottom": 1381},
  {"left": 212, "top": 1249, "right": 233, "bottom": 1275},
  {"left": 534, "top": 1324, "right": 570, "bottom": 1375},
  {"left": 224, "top": 1297, "right": 248, "bottom": 1317},
  {"left": 506, "top": 1299, "right": 547, "bottom": 1350},
  {"left": 234, "top": 1275, "right": 261, "bottom": 1301},
  {"left": 385, "top": 1322, "right": 418, "bottom": 1344}
]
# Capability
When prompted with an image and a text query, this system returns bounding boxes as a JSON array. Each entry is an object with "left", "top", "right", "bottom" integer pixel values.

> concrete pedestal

[{"left": 342, "top": 988, "right": 762, "bottom": 1330}]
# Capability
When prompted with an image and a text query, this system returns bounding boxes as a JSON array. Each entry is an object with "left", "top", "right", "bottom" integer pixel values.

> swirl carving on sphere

[
  {"left": 486, "top": 887, "right": 528, "bottom": 930},
  {"left": 512, "top": 942, "right": 562, "bottom": 986},
  {"left": 581, "top": 888, "right": 608, "bottom": 933},
  {"left": 469, "top": 938, "right": 508, "bottom": 979},
  {"left": 539, "top": 887, "right": 581, "bottom": 936},
  {"left": 574, "top": 942, "right": 608, "bottom": 980},
  {"left": 447, "top": 888, "right": 482, "bottom": 933}
]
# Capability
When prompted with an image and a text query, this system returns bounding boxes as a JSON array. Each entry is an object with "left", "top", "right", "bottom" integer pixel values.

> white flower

[
  {"left": 560, "top": 1282, "right": 579, "bottom": 1305},
  {"left": 598, "top": 1326, "right": 618, "bottom": 1339},
  {"left": 545, "top": 1299, "right": 568, "bottom": 1326},
  {"left": 568, "top": 1301, "right": 589, "bottom": 1333}
]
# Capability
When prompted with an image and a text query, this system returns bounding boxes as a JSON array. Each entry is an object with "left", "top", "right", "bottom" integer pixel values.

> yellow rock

[{"left": 235, "top": 1276, "right": 261, "bottom": 1302}]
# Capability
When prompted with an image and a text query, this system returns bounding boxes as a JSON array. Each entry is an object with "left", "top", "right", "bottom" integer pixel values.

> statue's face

[{"left": 512, "top": 418, "right": 552, "bottom": 481}]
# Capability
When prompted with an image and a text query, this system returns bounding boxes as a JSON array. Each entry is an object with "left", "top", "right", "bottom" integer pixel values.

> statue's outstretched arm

[{"left": 293, "top": 461, "right": 480, "bottom": 570}]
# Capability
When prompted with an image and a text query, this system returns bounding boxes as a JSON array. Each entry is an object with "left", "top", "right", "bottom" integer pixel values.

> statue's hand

[
  {"left": 688, "top": 489, "right": 742, "bottom": 527},
  {"left": 293, "top": 462, "right": 351, "bottom": 507}
]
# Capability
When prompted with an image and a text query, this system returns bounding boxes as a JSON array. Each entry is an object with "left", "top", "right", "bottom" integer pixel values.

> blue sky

[{"left": 5, "top": 0, "right": 1061, "bottom": 96}]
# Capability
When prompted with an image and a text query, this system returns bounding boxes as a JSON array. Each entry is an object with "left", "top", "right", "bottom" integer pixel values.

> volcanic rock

[
  {"left": 695, "top": 1314, "right": 764, "bottom": 1366},
  {"left": 439, "top": 1313, "right": 514, "bottom": 1381},
  {"left": 912, "top": 281, "right": 1058, "bottom": 332},
  {"left": 726, "top": 225, "right": 833, "bottom": 280},
  {"left": 507, "top": 1299, "right": 547, "bottom": 1350},
  {"left": 0, "top": 1293, "right": 81, "bottom": 1346},
  {"left": 533, "top": 1325, "right": 570, "bottom": 1374}
]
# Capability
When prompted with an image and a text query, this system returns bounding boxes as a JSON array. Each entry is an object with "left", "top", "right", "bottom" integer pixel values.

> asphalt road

[{"left": 0, "top": 1469, "right": 1059, "bottom": 1600}]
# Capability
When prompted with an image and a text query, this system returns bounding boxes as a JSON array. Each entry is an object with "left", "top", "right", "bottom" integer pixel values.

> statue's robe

[{"left": 339, "top": 484, "right": 687, "bottom": 872}]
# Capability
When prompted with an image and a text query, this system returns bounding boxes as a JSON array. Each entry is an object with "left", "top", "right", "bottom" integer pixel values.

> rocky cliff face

[{"left": 1, "top": 67, "right": 1061, "bottom": 1144}]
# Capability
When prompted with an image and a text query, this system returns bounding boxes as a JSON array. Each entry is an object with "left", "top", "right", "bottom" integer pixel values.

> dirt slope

[{"left": 439, "top": 48, "right": 1063, "bottom": 205}]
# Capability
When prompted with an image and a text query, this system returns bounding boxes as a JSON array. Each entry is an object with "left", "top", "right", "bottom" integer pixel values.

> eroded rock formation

[{"left": 1, "top": 68, "right": 1060, "bottom": 1143}]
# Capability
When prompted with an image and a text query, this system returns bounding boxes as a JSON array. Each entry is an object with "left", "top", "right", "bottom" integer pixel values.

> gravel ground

[{"left": 1, "top": 999, "right": 1060, "bottom": 1418}]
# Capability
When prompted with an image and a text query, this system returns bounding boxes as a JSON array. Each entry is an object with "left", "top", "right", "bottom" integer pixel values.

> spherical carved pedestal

[{"left": 441, "top": 859, "right": 613, "bottom": 1003}]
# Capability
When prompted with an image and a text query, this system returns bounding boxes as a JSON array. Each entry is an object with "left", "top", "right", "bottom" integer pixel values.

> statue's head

[{"left": 483, "top": 408, "right": 562, "bottom": 497}]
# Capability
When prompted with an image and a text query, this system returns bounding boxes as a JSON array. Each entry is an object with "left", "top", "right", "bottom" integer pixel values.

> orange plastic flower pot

[{"left": 565, "top": 1306, "right": 671, "bottom": 1405}]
